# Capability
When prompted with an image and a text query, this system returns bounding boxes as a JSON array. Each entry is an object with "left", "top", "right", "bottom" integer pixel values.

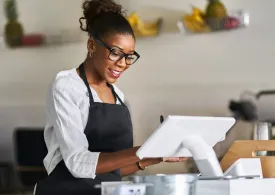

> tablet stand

[{"left": 181, "top": 136, "right": 224, "bottom": 177}]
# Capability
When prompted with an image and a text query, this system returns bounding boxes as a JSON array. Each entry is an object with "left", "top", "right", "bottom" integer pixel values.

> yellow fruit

[
  {"left": 127, "top": 12, "right": 139, "bottom": 26},
  {"left": 127, "top": 12, "right": 161, "bottom": 37},
  {"left": 142, "top": 21, "right": 158, "bottom": 29},
  {"left": 192, "top": 7, "right": 205, "bottom": 18},
  {"left": 135, "top": 21, "right": 159, "bottom": 36},
  {"left": 183, "top": 16, "right": 210, "bottom": 33},
  {"left": 191, "top": 7, "right": 205, "bottom": 24},
  {"left": 136, "top": 27, "right": 158, "bottom": 36},
  {"left": 183, "top": 14, "right": 192, "bottom": 21},
  {"left": 182, "top": 6, "right": 211, "bottom": 33},
  {"left": 127, "top": 17, "right": 135, "bottom": 26}
]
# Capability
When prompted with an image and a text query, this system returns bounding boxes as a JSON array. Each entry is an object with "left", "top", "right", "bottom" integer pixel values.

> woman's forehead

[{"left": 104, "top": 34, "right": 135, "bottom": 52}]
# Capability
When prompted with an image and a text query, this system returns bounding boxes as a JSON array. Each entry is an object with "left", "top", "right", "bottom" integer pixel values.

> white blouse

[{"left": 43, "top": 68, "right": 124, "bottom": 179}]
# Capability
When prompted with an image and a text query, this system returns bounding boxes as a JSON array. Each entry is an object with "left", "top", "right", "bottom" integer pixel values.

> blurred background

[{"left": 1, "top": 0, "right": 275, "bottom": 194}]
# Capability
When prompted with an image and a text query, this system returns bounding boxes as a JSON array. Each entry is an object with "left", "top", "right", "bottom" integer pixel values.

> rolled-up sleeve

[{"left": 49, "top": 82, "right": 99, "bottom": 179}]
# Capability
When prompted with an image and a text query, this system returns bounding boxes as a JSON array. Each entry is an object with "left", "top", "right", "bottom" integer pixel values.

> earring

[
  {"left": 89, "top": 52, "right": 93, "bottom": 58},
  {"left": 88, "top": 42, "right": 93, "bottom": 58}
]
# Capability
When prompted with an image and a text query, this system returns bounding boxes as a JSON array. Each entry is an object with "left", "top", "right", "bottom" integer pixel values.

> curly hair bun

[
  {"left": 86, "top": 0, "right": 124, "bottom": 20},
  {"left": 79, "top": 0, "right": 133, "bottom": 39}
]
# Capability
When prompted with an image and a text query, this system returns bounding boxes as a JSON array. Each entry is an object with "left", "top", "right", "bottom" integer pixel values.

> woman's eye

[
  {"left": 111, "top": 50, "right": 121, "bottom": 56},
  {"left": 127, "top": 56, "right": 134, "bottom": 60},
  {"left": 112, "top": 52, "right": 119, "bottom": 56},
  {"left": 126, "top": 55, "right": 136, "bottom": 61}
]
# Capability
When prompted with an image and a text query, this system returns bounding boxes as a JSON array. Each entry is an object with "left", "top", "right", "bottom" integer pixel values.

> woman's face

[{"left": 89, "top": 34, "right": 136, "bottom": 84}]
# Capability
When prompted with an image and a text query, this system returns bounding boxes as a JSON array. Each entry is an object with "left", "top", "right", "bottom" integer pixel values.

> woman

[{"left": 35, "top": 0, "right": 186, "bottom": 194}]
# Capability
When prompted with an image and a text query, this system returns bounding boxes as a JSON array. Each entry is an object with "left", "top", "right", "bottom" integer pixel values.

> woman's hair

[{"left": 79, "top": 0, "right": 135, "bottom": 40}]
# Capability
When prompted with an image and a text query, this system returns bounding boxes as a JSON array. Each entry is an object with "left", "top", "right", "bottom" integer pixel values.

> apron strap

[
  {"left": 79, "top": 63, "right": 94, "bottom": 103},
  {"left": 107, "top": 83, "right": 125, "bottom": 106},
  {"left": 79, "top": 63, "right": 125, "bottom": 106}
]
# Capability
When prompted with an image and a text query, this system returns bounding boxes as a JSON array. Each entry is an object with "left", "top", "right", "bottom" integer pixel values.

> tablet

[{"left": 136, "top": 115, "right": 236, "bottom": 159}]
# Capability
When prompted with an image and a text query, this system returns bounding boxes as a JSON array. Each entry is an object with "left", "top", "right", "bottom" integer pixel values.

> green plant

[{"left": 4, "top": 0, "right": 18, "bottom": 20}]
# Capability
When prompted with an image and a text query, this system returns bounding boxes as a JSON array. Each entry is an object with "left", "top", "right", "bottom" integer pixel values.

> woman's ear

[{"left": 87, "top": 38, "right": 96, "bottom": 53}]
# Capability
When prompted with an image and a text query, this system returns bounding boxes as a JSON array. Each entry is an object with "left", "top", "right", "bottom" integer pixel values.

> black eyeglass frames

[{"left": 95, "top": 38, "right": 140, "bottom": 65}]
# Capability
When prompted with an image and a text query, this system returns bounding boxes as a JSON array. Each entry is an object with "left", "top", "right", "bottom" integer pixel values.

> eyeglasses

[{"left": 94, "top": 38, "right": 140, "bottom": 65}]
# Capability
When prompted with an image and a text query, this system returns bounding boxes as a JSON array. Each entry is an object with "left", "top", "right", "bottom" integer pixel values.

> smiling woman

[
  {"left": 78, "top": 0, "right": 140, "bottom": 85},
  {"left": 33, "top": 0, "right": 186, "bottom": 195}
]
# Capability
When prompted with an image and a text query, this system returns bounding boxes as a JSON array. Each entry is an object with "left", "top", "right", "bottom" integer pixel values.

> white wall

[{"left": 1, "top": 0, "right": 275, "bottom": 174}]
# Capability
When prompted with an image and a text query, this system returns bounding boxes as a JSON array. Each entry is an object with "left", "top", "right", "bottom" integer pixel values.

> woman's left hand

[{"left": 162, "top": 157, "right": 188, "bottom": 162}]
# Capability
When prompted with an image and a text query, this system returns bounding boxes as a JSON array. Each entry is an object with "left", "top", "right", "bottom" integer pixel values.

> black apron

[{"left": 35, "top": 63, "right": 133, "bottom": 195}]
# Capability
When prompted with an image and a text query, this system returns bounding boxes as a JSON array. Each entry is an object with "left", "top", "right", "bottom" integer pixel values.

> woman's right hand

[{"left": 96, "top": 146, "right": 141, "bottom": 174}]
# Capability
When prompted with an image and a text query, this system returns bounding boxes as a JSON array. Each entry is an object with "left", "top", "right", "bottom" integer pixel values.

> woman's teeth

[{"left": 109, "top": 69, "right": 121, "bottom": 78}]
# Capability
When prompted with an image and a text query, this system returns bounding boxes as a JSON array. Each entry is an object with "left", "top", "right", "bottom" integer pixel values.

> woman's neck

[{"left": 83, "top": 60, "right": 107, "bottom": 88}]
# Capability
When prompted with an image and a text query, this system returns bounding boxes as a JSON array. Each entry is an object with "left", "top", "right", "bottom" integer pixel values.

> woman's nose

[{"left": 115, "top": 56, "right": 127, "bottom": 67}]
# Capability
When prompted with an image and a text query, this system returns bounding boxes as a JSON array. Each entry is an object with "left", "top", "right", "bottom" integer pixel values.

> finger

[
  {"left": 165, "top": 157, "right": 188, "bottom": 162},
  {"left": 179, "top": 157, "right": 188, "bottom": 161},
  {"left": 166, "top": 157, "right": 180, "bottom": 162},
  {"left": 162, "top": 157, "right": 171, "bottom": 162}
]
